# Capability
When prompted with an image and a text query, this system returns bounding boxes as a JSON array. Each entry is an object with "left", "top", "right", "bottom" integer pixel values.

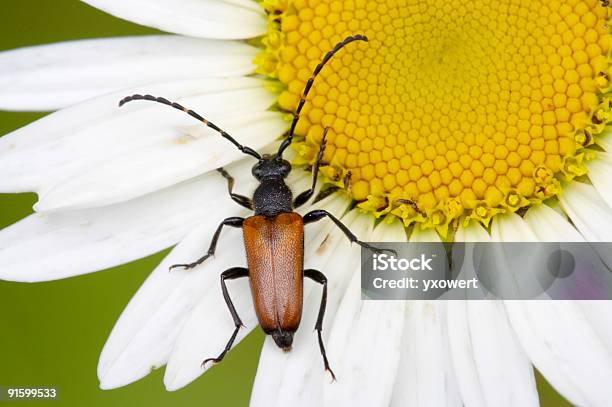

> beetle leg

[
  {"left": 304, "top": 268, "right": 336, "bottom": 382},
  {"left": 202, "top": 267, "right": 248, "bottom": 368},
  {"left": 293, "top": 128, "right": 329, "bottom": 209},
  {"left": 303, "top": 210, "right": 396, "bottom": 256},
  {"left": 217, "top": 167, "right": 253, "bottom": 210},
  {"left": 169, "top": 217, "right": 245, "bottom": 271}
]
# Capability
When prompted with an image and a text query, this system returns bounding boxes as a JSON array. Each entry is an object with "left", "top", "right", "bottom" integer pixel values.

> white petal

[
  {"left": 0, "top": 36, "right": 258, "bottom": 111},
  {"left": 490, "top": 212, "right": 538, "bottom": 242},
  {"left": 98, "top": 217, "right": 247, "bottom": 389},
  {"left": 391, "top": 302, "right": 462, "bottom": 407},
  {"left": 526, "top": 203, "right": 612, "bottom": 295},
  {"left": 81, "top": 0, "right": 266, "bottom": 39},
  {"left": 596, "top": 126, "right": 612, "bottom": 152},
  {"left": 248, "top": 198, "right": 358, "bottom": 406},
  {"left": 491, "top": 213, "right": 561, "bottom": 301},
  {"left": 1, "top": 77, "right": 285, "bottom": 211},
  {"left": 409, "top": 227, "right": 441, "bottom": 242},
  {"left": 0, "top": 158, "right": 251, "bottom": 282},
  {"left": 523, "top": 204, "right": 584, "bottom": 242},
  {"left": 447, "top": 301, "right": 538, "bottom": 407},
  {"left": 587, "top": 151, "right": 612, "bottom": 211},
  {"left": 98, "top": 169, "right": 309, "bottom": 389},
  {"left": 494, "top": 208, "right": 612, "bottom": 405},
  {"left": 451, "top": 222, "right": 490, "bottom": 299},
  {"left": 578, "top": 301, "right": 612, "bottom": 358},
  {"left": 0, "top": 77, "right": 271, "bottom": 193},
  {"left": 505, "top": 301, "right": 612, "bottom": 406},
  {"left": 454, "top": 221, "right": 490, "bottom": 243},
  {"left": 560, "top": 181, "right": 612, "bottom": 242},
  {"left": 222, "top": 0, "right": 263, "bottom": 13},
  {"left": 161, "top": 255, "right": 258, "bottom": 391},
  {"left": 451, "top": 223, "right": 538, "bottom": 406},
  {"left": 391, "top": 230, "right": 462, "bottom": 407},
  {"left": 321, "top": 220, "right": 406, "bottom": 407},
  {"left": 34, "top": 108, "right": 285, "bottom": 211},
  {"left": 166, "top": 193, "right": 350, "bottom": 392}
]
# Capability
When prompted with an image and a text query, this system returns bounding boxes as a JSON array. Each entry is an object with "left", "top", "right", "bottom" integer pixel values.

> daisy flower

[{"left": 1, "top": 0, "right": 612, "bottom": 406}]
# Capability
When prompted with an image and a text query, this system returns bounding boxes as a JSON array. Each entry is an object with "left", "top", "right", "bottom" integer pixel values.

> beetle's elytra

[{"left": 118, "top": 34, "right": 391, "bottom": 380}]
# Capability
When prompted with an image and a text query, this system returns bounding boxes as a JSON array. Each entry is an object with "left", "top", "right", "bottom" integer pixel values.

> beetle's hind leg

[
  {"left": 170, "top": 217, "right": 244, "bottom": 271},
  {"left": 304, "top": 268, "right": 336, "bottom": 382},
  {"left": 217, "top": 168, "right": 253, "bottom": 210},
  {"left": 202, "top": 267, "right": 248, "bottom": 368}
]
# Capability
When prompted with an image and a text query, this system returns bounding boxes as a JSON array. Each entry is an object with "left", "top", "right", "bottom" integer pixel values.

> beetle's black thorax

[{"left": 253, "top": 177, "right": 293, "bottom": 217}]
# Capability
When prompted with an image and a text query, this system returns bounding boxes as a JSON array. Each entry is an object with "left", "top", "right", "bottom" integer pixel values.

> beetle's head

[{"left": 252, "top": 154, "right": 291, "bottom": 181}]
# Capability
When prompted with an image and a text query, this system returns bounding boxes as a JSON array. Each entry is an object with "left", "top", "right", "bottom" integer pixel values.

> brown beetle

[{"left": 118, "top": 35, "right": 387, "bottom": 380}]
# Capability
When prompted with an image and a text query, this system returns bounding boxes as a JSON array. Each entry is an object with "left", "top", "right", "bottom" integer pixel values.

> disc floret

[{"left": 258, "top": 0, "right": 611, "bottom": 236}]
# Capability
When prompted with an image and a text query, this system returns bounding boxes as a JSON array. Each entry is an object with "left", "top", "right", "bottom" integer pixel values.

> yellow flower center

[{"left": 257, "top": 0, "right": 611, "bottom": 236}]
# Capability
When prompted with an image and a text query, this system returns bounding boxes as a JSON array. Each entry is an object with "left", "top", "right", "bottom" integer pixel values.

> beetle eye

[
  {"left": 281, "top": 161, "right": 291, "bottom": 176},
  {"left": 251, "top": 163, "right": 262, "bottom": 178}
]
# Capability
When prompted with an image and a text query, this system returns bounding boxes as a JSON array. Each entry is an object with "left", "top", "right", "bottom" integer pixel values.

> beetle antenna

[
  {"left": 277, "top": 34, "right": 368, "bottom": 157},
  {"left": 118, "top": 94, "right": 262, "bottom": 159}
]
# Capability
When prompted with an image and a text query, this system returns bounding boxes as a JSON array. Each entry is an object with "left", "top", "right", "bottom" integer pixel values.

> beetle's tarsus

[
  {"left": 216, "top": 168, "right": 254, "bottom": 210},
  {"left": 168, "top": 264, "right": 191, "bottom": 271},
  {"left": 358, "top": 242, "right": 396, "bottom": 257},
  {"left": 396, "top": 198, "right": 424, "bottom": 216},
  {"left": 168, "top": 256, "right": 210, "bottom": 271},
  {"left": 202, "top": 267, "right": 249, "bottom": 369},
  {"left": 374, "top": 247, "right": 398, "bottom": 257},
  {"left": 326, "top": 367, "right": 337, "bottom": 383},
  {"left": 201, "top": 358, "right": 218, "bottom": 369}
]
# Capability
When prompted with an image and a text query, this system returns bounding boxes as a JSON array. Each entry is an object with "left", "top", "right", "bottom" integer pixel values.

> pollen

[{"left": 257, "top": 0, "right": 611, "bottom": 236}]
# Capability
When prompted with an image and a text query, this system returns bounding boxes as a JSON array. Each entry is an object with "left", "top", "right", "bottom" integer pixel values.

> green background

[{"left": 0, "top": 1, "right": 570, "bottom": 406}]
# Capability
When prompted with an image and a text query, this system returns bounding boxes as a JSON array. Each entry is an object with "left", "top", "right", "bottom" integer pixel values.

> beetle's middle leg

[
  {"left": 169, "top": 217, "right": 244, "bottom": 270},
  {"left": 303, "top": 210, "right": 395, "bottom": 255},
  {"left": 293, "top": 127, "right": 329, "bottom": 208},
  {"left": 217, "top": 167, "right": 253, "bottom": 210},
  {"left": 202, "top": 266, "right": 248, "bottom": 367},
  {"left": 304, "top": 268, "right": 336, "bottom": 381}
]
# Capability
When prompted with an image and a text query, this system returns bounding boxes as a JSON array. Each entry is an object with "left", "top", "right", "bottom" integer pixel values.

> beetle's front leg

[
  {"left": 303, "top": 210, "right": 396, "bottom": 256},
  {"left": 169, "top": 217, "right": 244, "bottom": 271},
  {"left": 217, "top": 167, "right": 253, "bottom": 210},
  {"left": 202, "top": 266, "right": 248, "bottom": 367},
  {"left": 293, "top": 127, "right": 329, "bottom": 209}
]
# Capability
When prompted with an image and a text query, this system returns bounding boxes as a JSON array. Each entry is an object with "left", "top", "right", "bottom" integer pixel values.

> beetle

[{"left": 118, "top": 35, "right": 389, "bottom": 380}]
